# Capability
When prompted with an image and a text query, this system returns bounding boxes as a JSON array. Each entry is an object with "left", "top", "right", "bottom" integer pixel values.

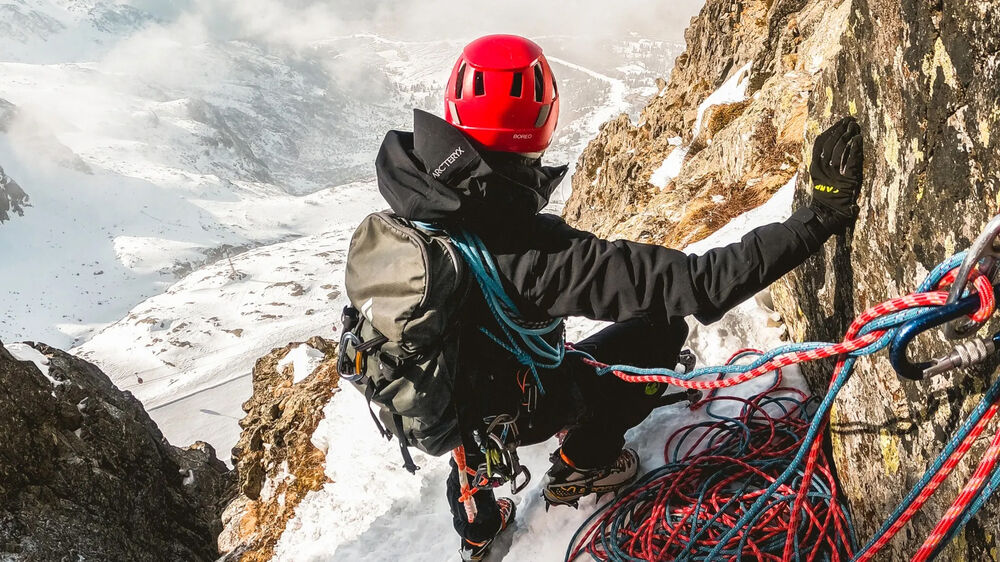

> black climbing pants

[{"left": 448, "top": 316, "right": 690, "bottom": 543}]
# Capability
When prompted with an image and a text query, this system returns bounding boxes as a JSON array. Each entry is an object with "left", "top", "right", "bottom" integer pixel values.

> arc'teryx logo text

[{"left": 432, "top": 147, "right": 465, "bottom": 178}]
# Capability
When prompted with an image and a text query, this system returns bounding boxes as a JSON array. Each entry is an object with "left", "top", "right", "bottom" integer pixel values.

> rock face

[
  {"left": 771, "top": 0, "right": 1000, "bottom": 558},
  {"left": 218, "top": 337, "right": 340, "bottom": 561},
  {"left": 0, "top": 342, "right": 233, "bottom": 561},
  {"left": 0, "top": 165, "right": 28, "bottom": 223},
  {"left": 564, "top": 0, "right": 851, "bottom": 248},
  {"left": 565, "top": 0, "right": 1000, "bottom": 557}
]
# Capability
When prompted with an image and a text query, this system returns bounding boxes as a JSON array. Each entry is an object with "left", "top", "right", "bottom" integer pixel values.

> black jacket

[{"left": 376, "top": 110, "right": 833, "bottom": 327}]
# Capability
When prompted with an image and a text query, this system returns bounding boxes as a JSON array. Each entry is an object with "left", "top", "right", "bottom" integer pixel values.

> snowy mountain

[{"left": 1, "top": 1, "right": 684, "bottom": 458}]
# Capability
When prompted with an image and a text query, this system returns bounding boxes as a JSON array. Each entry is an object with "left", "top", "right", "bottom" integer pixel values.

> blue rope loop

[
  {"left": 564, "top": 250, "right": 1000, "bottom": 561},
  {"left": 418, "top": 222, "right": 566, "bottom": 394}
]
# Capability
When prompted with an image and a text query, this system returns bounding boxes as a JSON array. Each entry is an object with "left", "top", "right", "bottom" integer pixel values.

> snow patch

[
  {"left": 650, "top": 146, "right": 689, "bottom": 188},
  {"left": 260, "top": 461, "right": 295, "bottom": 502},
  {"left": 684, "top": 175, "right": 796, "bottom": 255},
  {"left": 692, "top": 62, "right": 752, "bottom": 138},
  {"left": 5, "top": 342, "right": 53, "bottom": 382},
  {"left": 278, "top": 344, "right": 326, "bottom": 384}
]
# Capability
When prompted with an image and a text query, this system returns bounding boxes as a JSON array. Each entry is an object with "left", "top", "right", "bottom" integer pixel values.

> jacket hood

[{"left": 375, "top": 109, "right": 567, "bottom": 223}]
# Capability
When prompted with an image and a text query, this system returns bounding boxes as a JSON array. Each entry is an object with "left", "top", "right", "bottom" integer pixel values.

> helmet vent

[
  {"left": 510, "top": 72, "right": 523, "bottom": 97},
  {"left": 533, "top": 64, "right": 544, "bottom": 102},
  {"left": 448, "top": 101, "right": 461, "bottom": 125},
  {"left": 455, "top": 62, "right": 467, "bottom": 99},
  {"left": 474, "top": 71, "right": 485, "bottom": 96},
  {"left": 534, "top": 104, "right": 551, "bottom": 128},
  {"left": 552, "top": 70, "right": 558, "bottom": 97}
]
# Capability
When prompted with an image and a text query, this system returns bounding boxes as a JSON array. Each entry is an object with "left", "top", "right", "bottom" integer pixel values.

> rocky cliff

[
  {"left": 218, "top": 337, "right": 340, "bottom": 561},
  {"left": 0, "top": 165, "right": 28, "bottom": 223},
  {"left": 565, "top": 0, "right": 851, "bottom": 247},
  {"left": 772, "top": 0, "right": 1000, "bottom": 558},
  {"left": 0, "top": 341, "right": 233, "bottom": 561},
  {"left": 565, "top": 0, "right": 1000, "bottom": 558},
  {"left": 0, "top": 334, "right": 342, "bottom": 561}
]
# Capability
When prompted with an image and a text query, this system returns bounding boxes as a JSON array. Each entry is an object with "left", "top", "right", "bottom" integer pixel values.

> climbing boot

[
  {"left": 542, "top": 448, "right": 639, "bottom": 508},
  {"left": 459, "top": 497, "right": 516, "bottom": 561}
]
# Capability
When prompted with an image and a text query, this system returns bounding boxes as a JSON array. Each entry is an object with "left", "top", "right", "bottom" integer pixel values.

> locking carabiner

[
  {"left": 889, "top": 286, "right": 1000, "bottom": 380},
  {"left": 944, "top": 215, "right": 1000, "bottom": 339},
  {"left": 889, "top": 292, "right": 981, "bottom": 380}
]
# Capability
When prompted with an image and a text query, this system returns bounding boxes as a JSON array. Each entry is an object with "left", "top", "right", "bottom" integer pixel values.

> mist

[{"left": 155, "top": 0, "right": 705, "bottom": 47}]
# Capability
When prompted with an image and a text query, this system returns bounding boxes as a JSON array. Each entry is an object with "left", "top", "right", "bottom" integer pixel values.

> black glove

[{"left": 809, "top": 116, "right": 863, "bottom": 232}]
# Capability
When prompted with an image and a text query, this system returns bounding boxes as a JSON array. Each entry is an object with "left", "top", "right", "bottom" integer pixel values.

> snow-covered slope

[
  {"left": 271, "top": 181, "right": 804, "bottom": 561},
  {"left": 75, "top": 181, "right": 382, "bottom": 452},
  {"left": 1, "top": 1, "right": 685, "bottom": 458},
  {"left": 1, "top": 1, "right": 682, "bottom": 349}
]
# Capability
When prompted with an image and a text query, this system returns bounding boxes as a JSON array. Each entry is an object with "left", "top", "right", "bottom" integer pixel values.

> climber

[{"left": 370, "top": 34, "right": 864, "bottom": 560}]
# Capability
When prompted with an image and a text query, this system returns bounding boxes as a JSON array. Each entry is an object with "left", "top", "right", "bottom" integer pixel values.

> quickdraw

[{"left": 452, "top": 412, "right": 532, "bottom": 524}]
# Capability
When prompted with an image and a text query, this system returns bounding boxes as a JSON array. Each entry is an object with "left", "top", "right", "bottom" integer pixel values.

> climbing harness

[{"left": 563, "top": 217, "right": 1000, "bottom": 561}]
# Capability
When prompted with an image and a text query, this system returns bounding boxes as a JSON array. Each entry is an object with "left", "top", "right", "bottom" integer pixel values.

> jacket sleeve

[{"left": 508, "top": 207, "right": 833, "bottom": 324}]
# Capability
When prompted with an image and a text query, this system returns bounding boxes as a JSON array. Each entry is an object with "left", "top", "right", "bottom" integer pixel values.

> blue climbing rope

[{"left": 418, "top": 223, "right": 566, "bottom": 393}]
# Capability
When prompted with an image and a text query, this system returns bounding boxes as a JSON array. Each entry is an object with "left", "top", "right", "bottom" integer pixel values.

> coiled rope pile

[
  {"left": 564, "top": 251, "right": 1000, "bottom": 561},
  {"left": 567, "top": 349, "right": 854, "bottom": 561}
]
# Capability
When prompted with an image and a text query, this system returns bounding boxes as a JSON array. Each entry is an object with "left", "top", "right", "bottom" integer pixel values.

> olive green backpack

[{"left": 339, "top": 211, "right": 469, "bottom": 472}]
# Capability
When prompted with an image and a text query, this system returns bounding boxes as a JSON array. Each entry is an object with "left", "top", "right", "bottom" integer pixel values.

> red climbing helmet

[{"left": 444, "top": 34, "right": 560, "bottom": 154}]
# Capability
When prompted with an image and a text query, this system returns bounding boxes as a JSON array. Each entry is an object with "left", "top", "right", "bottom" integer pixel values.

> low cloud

[{"left": 141, "top": 0, "right": 704, "bottom": 50}]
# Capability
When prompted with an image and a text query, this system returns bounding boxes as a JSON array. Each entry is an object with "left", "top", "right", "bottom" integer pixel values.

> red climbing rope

[
  {"left": 567, "top": 351, "right": 854, "bottom": 561},
  {"left": 568, "top": 265, "right": 999, "bottom": 561},
  {"left": 581, "top": 274, "right": 994, "bottom": 392},
  {"left": 913, "top": 426, "right": 1000, "bottom": 561},
  {"left": 853, "top": 399, "right": 1000, "bottom": 562}
]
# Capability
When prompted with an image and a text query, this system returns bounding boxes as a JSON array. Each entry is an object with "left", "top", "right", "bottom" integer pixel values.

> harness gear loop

[{"left": 472, "top": 412, "right": 532, "bottom": 495}]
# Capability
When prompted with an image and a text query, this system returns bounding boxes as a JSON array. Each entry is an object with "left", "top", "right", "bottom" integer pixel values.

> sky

[{"left": 136, "top": 0, "right": 706, "bottom": 43}]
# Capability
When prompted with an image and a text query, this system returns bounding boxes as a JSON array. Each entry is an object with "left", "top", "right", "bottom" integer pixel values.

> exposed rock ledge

[
  {"left": 218, "top": 337, "right": 340, "bottom": 562},
  {"left": 0, "top": 342, "right": 233, "bottom": 561}
]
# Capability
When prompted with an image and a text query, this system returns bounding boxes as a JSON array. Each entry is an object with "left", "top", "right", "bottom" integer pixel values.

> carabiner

[
  {"left": 944, "top": 215, "right": 1000, "bottom": 339},
  {"left": 889, "top": 292, "right": 981, "bottom": 380},
  {"left": 337, "top": 331, "right": 366, "bottom": 382}
]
